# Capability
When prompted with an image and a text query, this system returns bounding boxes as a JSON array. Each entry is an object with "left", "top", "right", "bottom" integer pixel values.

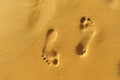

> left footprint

[{"left": 42, "top": 28, "right": 59, "bottom": 67}]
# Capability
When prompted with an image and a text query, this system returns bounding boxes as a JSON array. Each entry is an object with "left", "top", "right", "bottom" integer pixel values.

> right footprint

[
  {"left": 41, "top": 28, "right": 59, "bottom": 67},
  {"left": 76, "top": 16, "right": 95, "bottom": 56}
]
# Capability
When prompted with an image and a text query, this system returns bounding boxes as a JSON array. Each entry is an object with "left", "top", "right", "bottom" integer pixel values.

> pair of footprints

[{"left": 41, "top": 16, "right": 95, "bottom": 67}]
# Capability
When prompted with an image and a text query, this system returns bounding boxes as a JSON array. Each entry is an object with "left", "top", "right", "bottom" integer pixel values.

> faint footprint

[
  {"left": 42, "top": 28, "right": 59, "bottom": 67},
  {"left": 76, "top": 16, "right": 95, "bottom": 56}
]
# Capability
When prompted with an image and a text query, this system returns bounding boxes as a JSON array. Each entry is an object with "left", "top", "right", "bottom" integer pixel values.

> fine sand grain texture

[{"left": 0, "top": 0, "right": 120, "bottom": 80}]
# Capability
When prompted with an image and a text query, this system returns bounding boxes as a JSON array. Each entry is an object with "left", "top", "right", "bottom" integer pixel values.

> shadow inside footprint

[
  {"left": 47, "top": 28, "right": 54, "bottom": 37},
  {"left": 80, "top": 16, "right": 86, "bottom": 29},
  {"left": 76, "top": 42, "right": 86, "bottom": 55},
  {"left": 42, "top": 28, "right": 55, "bottom": 54},
  {"left": 80, "top": 16, "right": 86, "bottom": 23},
  {"left": 52, "top": 59, "right": 58, "bottom": 65},
  {"left": 50, "top": 50, "right": 58, "bottom": 57}
]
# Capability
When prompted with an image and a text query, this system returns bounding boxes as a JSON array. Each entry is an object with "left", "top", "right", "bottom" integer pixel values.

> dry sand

[{"left": 0, "top": 0, "right": 120, "bottom": 80}]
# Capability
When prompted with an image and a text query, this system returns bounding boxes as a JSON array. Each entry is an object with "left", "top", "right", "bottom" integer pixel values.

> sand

[{"left": 0, "top": 0, "right": 120, "bottom": 80}]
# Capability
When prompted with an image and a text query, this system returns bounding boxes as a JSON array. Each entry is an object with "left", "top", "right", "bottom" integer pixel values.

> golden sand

[{"left": 0, "top": 0, "right": 120, "bottom": 80}]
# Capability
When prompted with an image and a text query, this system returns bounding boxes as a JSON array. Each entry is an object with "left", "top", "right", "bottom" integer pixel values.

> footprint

[
  {"left": 41, "top": 28, "right": 59, "bottom": 67},
  {"left": 76, "top": 16, "right": 95, "bottom": 56}
]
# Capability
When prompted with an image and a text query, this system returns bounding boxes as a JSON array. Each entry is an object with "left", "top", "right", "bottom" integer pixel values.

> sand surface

[{"left": 0, "top": 0, "right": 120, "bottom": 80}]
